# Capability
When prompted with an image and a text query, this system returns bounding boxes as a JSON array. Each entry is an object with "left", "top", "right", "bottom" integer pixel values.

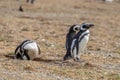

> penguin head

[
  {"left": 68, "top": 25, "right": 80, "bottom": 33},
  {"left": 80, "top": 23, "right": 94, "bottom": 31}
]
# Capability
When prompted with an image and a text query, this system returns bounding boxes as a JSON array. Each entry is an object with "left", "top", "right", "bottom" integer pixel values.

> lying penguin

[
  {"left": 64, "top": 23, "right": 94, "bottom": 62},
  {"left": 14, "top": 40, "right": 41, "bottom": 60}
]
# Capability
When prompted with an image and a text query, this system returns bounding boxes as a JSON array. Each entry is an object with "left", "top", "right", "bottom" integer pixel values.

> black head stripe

[
  {"left": 20, "top": 40, "right": 33, "bottom": 48},
  {"left": 15, "top": 46, "right": 22, "bottom": 59},
  {"left": 23, "top": 50, "right": 30, "bottom": 60},
  {"left": 15, "top": 40, "right": 30, "bottom": 54},
  {"left": 16, "top": 52, "right": 22, "bottom": 59},
  {"left": 15, "top": 45, "right": 20, "bottom": 54},
  {"left": 22, "top": 41, "right": 34, "bottom": 49},
  {"left": 19, "top": 40, "right": 31, "bottom": 52},
  {"left": 78, "top": 33, "right": 89, "bottom": 42},
  {"left": 20, "top": 40, "right": 34, "bottom": 54}
]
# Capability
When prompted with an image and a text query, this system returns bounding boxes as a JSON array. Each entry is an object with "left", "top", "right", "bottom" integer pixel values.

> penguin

[
  {"left": 64, "top": 23, "right": 94, "bottom": 62},
  {"left": 26, "top": 0, "right": 35, "bottom": 4},
  {"left": 14, "top": 40, "right": 41, "bottom": 60},
  {"left": 103, "top": 0, "right": 113, "bottom": 3},
  {"left": 19, "top": 5, "right": 24, "bottom": 12},
  {"left": 31, "top": 0, "right": 35, "bottom": 4},
  {"left": 64, "top": 25, "right": 80, "bottom": 60},
  {"left": 26, "top": 0, "right": 29, "bottom": 3}
]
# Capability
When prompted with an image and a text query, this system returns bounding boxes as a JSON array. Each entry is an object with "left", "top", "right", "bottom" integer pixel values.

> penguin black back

[
  {"left": 66, "top": 24, "right": 80, "bottom": 50},
  {"left": 64, "top": 25, "right": 80, "bottom": 60}
]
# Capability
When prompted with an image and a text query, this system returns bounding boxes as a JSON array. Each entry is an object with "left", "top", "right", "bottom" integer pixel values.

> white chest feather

[
  {"left": 24, "top": 42, "right": 38, "bottom": 52},
  {"left": 78, "top": 31, "right": 90, "bottom": 53},
  {"left": 23, "top": 42, "right": 39, "bottom": 60}
]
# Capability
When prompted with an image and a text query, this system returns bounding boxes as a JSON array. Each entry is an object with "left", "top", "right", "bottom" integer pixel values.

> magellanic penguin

[
  {"left": 64, "top": 23, "right": 94, "bottom": 62},
  {"left": 19, "top": 5, "right": 24, "bottom": 12},
  {"left": 14, "top": 40, "right": 41, "bottom": 60},
  {"left": 26, "top": 0, "right": 35, "bottom": 4},
  {"left": 64, "top": 25, "right": 80, "bottom": 60}
]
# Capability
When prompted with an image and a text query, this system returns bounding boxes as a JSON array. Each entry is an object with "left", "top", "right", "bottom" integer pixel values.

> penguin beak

[{"left": 88, "top": 23, "right": 94, "bottom": 28}]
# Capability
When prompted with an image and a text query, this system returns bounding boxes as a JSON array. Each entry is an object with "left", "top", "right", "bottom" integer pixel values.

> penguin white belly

[
  {"left": 78, "top": 34, "right": 89, "bottom": 54},
  {"left": 24, "top": 42, "right": 39, "bottom": 60},
  {"left": 105, "top": 0, "right": 113, "bottom": 2}
]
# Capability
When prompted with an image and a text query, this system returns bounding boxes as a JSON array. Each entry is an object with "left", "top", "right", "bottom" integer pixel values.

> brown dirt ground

[{"left": 0, "top": 0, "right": 120, "bottom": 80}]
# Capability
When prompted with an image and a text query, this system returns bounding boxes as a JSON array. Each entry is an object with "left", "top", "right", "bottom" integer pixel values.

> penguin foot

[
  {"left": 73, "top": 57, "right": 84, "bottom": 62},
  {"left": 63, "top": 55, "right": 72, "bottom": 61}
]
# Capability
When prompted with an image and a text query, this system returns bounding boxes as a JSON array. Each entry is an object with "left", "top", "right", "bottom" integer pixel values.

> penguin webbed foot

[
  {"left": 63, "top": 55, "right": 72, "bottom": 61},
  {"left": 73, "top": 57, "right": 84, "bottom": 62}
]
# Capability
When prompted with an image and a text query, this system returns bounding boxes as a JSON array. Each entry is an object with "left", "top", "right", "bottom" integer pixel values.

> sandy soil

[{"left": 0, "top": 0, "right": 120, "bottom": 80}]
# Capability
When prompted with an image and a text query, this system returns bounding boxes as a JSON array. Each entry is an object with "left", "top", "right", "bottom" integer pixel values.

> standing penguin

[
  {"left": 64, "top": 23, "right": 94, "bottom": 62},
  {"left": 19, "top": 5, "right": 24, "bottom": 12},
  {"left": 14, "top": 40, "right": 41, "bottom": 60},
  {"left": 26, "top": 0, "right": 35, "bottom": 4},
  {"left": 64, "top": 25, "right": 80, "bottom": 60}
]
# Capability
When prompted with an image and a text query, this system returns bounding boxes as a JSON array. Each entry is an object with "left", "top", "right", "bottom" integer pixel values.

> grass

[
  {"left": 0, "top": 36, "right": 5, "bottom": 41},
  {"left": 8, "top": 52, "right": 14, "bottom": 55},
  {"left": 21, "top": 27, "right": 29, "bottom": 31},
  {"left": 106, "top": 74, "right": 120, "bottom": 80},
  {"left": 115, "top": 47, "right": 120, "bottom": 54}
]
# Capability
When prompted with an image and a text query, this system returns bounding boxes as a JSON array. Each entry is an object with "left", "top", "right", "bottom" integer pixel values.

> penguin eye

[
  {"left": 74, "top": 27, "right": 78, "bottom": 31},
  {"left": 80, "top": 24, "right": 88, "bottom": 30},
  {"left": 75, "top": 28, "right": 78, "bottom": 31},
  {"left": 82, "top": 25, "right": 88, "bottom": 29},
  {"left": 73, "top": 26, "right": 80, "bottom": 31}
]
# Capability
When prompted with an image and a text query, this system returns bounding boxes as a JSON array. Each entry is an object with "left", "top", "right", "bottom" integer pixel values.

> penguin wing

[
  {"left": 65, "top": 34, "right": 71, "bottom": 50},
  {"left": 24, "top": 42, "right": 38, "bottom": 52},
  {"left": 65, "top": 38, "right": 69, "bottom": 50},
  {"left": 65, "top": 33, "right": 76, "bottom": 50}
]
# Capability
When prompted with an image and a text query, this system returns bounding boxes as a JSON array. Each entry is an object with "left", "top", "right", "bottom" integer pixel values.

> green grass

[
  {"left": 116, "top": 47, "right": 120, "bottom": 54},
  {"left": 106, "top": 74, "right": 120, "bottom": 80},
  {"left": 0, "top": 36, "right": 4, "bottom": 41},
  {"left": 118, "top": 52, "right": 120, "bottom": 54},
  {"left": 7, "top": 52, "right": 14, "bottom": 55}
]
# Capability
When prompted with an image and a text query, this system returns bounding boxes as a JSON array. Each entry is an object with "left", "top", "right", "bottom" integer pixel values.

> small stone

[
  {"left": 97, "top": 48, "right": 101, "bottom": 51},
  {"left": 51, "top": 44, "right": 55, "bottom": 47},
  {"left": 108, "top": 54, "right": 112, "bottom": 57},
  {"left": 41, "top": 39, "right": 46, "bottom": 42}
]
